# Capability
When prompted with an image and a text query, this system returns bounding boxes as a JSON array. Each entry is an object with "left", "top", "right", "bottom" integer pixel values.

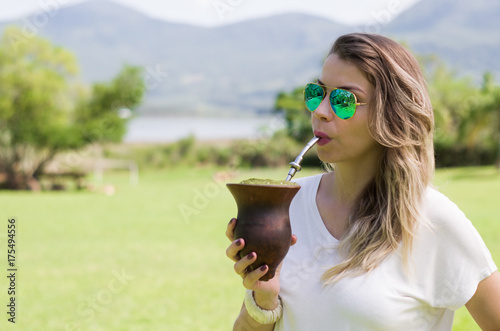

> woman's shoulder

[
  {"left": 419, "top": 186, "right": 489, "bottom": 254},
  {"left": 422, "top": 186, "right": 466, "bottom": 226},
  {"left": 414, "top": 187, "right": 497, "bottom": 310}
]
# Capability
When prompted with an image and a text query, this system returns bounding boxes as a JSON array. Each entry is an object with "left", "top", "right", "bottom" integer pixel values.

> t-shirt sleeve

[{"left": 413, "top": 189, "right": 497, "bottom": 310}]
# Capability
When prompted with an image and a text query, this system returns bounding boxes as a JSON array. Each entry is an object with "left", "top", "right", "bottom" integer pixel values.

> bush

[
  {"left": 230, "top": 132, "right": 304, "bottom": 168},
  {"left": 435, "top": 143, "right": 497, "bottom": 168},
  {"left": 104, "top": 132, "right": 325, "bottom": 170}
]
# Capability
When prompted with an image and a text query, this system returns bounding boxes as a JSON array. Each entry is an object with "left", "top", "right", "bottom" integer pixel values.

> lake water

[{"left": 123, "top": 116, "right": 286, "bottom": 143}]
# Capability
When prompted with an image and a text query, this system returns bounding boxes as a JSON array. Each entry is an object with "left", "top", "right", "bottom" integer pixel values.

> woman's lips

[
  {"left": 317, "top": 137, "right": 331, "bottom": 146},
  {"left": 314, "top": 131, "right": 331, "bottom": 146}
]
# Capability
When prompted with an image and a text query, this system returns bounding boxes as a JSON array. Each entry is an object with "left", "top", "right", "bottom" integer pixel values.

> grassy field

[{"left": 0, "top": 165, "right": 498, "bottom": 330}]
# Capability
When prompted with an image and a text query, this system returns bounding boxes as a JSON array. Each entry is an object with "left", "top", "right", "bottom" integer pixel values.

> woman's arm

[{"left": 466, "top": 270, "right": 500, "bottom": 331}]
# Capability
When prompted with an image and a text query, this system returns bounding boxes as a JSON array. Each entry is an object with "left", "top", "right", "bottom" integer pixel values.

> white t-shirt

[{"left": 275, "top": 174, "right": 497, "bottom": 331}]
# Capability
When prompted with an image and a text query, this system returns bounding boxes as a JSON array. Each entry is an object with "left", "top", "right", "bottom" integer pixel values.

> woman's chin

[{"left": 316, "top": 151, "right": 339, "bottom": 165}]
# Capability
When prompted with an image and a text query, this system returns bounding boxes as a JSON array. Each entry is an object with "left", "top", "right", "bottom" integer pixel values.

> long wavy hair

[{"left": 321, "top": 33, "right": 435, "bottom": 284}]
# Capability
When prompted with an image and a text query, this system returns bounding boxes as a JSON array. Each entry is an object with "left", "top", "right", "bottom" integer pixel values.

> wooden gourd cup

[{"left": 226, "top": 183, "right": 300, "bottom": 281}]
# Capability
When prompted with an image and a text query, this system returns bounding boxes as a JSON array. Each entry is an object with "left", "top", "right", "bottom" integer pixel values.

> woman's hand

[{"left": 225, "top": 218, "right": 297, "bottom": 309}]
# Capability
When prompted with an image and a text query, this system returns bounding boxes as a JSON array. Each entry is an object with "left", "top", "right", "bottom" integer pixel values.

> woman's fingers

[
  {"left": 234, "top": 251, "right": 256, "bottom": 276},
  {"left": 226, "top": 238, "right": 245, "bottom": 262},
  {"left": 225, "top": 218, "right": 237, "bottom": 241},
  {"left": 243, "top": 264, "right": 269, "bottom": 288}
]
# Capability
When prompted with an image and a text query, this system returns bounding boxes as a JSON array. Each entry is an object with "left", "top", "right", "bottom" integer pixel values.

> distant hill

[
  {"left": 0, "top": 0, "right": 498, "bottom": 116},
  {"left": 384, "top": 0, "right": 500, "bottom": 78}
]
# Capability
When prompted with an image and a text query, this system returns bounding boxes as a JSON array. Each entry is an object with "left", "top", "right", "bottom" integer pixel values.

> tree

[
  {"left": 423, "top": 55, "right": 500, "bottom": 166},
  {"left": 273, "top": 86, "right": 312, "bottom": 144},
  {"left": 0, "top": 26, "right": 145, "bottom": 189},
  {"left": 479, "top": 73, "right": 500, "bottom": 169}
]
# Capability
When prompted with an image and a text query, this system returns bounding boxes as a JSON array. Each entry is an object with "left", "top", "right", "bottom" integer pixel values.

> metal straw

[{"left": 285, "top": 136, "right": 320, "bottom": 181}]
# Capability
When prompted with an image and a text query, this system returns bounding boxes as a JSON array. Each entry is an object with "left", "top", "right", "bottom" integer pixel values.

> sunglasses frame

[{"left": 304, "top": 82, "right": 368, "bottom": 120}]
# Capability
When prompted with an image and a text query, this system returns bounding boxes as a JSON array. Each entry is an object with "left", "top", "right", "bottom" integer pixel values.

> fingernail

[
  {"left": 247, "top": 252, "right": 255, "bottom": 260},
  {"left": 228, "top": 218, "right": 235, "bottom": 225},
  {"left": 235, "top": 239, "right": 242, "bottom": 247},
  {"left": 260, "top": 265, "right": 267, "bottom": 271}
]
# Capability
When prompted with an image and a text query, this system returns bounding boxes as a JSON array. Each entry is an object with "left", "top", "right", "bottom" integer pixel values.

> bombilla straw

[{"left": 285, "top": 136, "right": 320, "bottom": 181}]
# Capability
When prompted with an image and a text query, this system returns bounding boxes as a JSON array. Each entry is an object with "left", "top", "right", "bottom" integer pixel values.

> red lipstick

[{"left": 314, "top": 130, "right": 331, "bottom": 146}]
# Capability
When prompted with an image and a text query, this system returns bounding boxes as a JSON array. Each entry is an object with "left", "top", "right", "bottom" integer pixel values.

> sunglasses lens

[
  {"left": 304, "top": 84, "right": 324, "bottom": 112},
  {"left": 330, "top": 89, "right": 356, "bottom": 120}
]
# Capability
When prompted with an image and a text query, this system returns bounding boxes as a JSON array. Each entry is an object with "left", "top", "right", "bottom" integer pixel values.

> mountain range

[{"left": 0, "top": 0, "right": 499, "bottom": 116}]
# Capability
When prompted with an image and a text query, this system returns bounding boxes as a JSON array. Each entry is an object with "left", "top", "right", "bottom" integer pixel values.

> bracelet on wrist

[{"left": 244, "top": 289, "right": 283, "bottom": 325}]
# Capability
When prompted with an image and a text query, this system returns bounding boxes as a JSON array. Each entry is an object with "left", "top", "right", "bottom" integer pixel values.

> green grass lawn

[{"left": 0, "top": 166, "right": 498, "bottom": 330}]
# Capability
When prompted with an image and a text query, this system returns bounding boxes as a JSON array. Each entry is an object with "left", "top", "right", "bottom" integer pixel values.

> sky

[{"left": 0, "top": 0, "right": 421, "bottom": 27}]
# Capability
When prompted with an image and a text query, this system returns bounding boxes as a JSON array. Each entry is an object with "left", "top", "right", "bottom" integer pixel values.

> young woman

[{"left": 225, "top": 33, "right": 500, "bottom": 330}]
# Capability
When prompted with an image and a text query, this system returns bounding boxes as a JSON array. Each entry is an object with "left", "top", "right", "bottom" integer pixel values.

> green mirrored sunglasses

[{"left": 304, "top": 83, "right": 367, "bottom": 120}]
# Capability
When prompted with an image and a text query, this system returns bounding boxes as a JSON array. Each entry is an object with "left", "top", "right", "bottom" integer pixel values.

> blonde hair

[{"left": 321, "top": 33, "right": 435, "bottom": 283}]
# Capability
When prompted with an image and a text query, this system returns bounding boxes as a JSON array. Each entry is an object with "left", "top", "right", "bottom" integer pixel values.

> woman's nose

[{"left": 313, "top": 95, "right": 333, "bottom": 122}]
